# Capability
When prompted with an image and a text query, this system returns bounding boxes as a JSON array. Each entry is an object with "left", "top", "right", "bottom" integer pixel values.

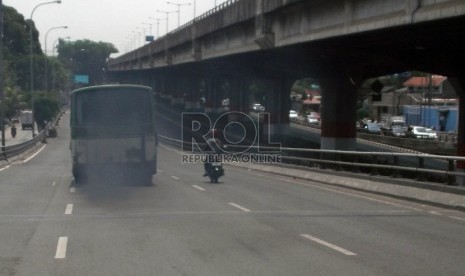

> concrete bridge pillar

[
  {"left": 204, "top": 77, "right": 227, "bottom": 118},
  {"left": 169, "top": 77, "right": 184, "bottom": 108},
  {"left": 157, "top": 77, "right": 171, "bottom": 103},
  {"left": 319, "top": 72, "right": 358, "bottom": 151},
  {"left": 227, "top": 76, "right": 251, "bottom": 114},
  {"left": 153, "top": 76, "right": 163, "bottom": 99},
  {"left": 185, "top": 76, "right": 201, "bottom": 111},
  {"left": 449, "top": 77, "right": 465, "bottom": 185},
  {"left": 265, "top": 77, "right": 292, "bottom": 142}
]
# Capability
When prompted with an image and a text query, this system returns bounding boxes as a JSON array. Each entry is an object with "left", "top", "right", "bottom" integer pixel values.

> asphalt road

[{"left": 1, "top": 112, "right": 464, "bottom": 276}]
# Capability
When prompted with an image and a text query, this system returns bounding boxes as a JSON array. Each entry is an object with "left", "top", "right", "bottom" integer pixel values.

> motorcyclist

[
  {"left": 203, "top": 129, "right": 224, "bottom": 177},
  {"left": 11, "top": 124, "right": 17, "bottom": 138}
]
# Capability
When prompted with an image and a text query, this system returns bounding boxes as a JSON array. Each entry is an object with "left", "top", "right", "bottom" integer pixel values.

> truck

[
  {"left": 380, "top": 114, "right": 408, "bottom": 137},
  {"left": 20, "top": 110, "right": 33, "bottom": 130}
]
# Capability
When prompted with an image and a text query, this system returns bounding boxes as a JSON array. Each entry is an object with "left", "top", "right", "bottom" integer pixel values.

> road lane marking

[
  {"left": 229, "top": 203, "right": 251, "bottom": 212},
  {"left": 21, "top": 144, "right": 46, "bottom": 163},
  {"left": 70, "top": 187, "right": 76, "bottom": 193},
  {"left": 55, "top": 237, "right": 68, "bottom": 259},
  {"left": 157, "top": 169, "right": 163, "bottom": 173},
  {"left": 171, "top": 176, "right": 179, "bottom": 180},
  {"left": 449, "top": 216, "right": 465, "bottom": 222},
  {"left": 0, "top": 165, "right": 10, "bottom": 172},
  {"left": 65, "top": 204, "right": 73, "bottom": 215},
  {"left": 193, "top": 185, "right": 205, "bottom": 191},
  {"left": 301, "top": 234, "right": 357, "bottom": 256}
]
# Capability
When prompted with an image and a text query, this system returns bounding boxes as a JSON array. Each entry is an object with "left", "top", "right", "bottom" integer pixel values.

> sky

[{"left": 3, "top": 0, "right": 227, "bottom": 57}]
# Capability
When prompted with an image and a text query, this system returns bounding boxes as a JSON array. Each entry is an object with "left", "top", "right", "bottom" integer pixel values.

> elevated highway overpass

[{"left": 106, "top": 0, "right": 465, "bottom": 172}]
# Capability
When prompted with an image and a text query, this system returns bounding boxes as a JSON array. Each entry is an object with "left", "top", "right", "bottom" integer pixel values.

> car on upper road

[
  {"left": 306, "top": 112, "right": 320, "bottom": 125},
  {"left": 251, "top": 103, "right": 265, "bottom": 112},
  {"left": 425, "top": 128, "right": 438, "bottom": 139},
  {"left": 363, "top": 122, "right": 382, "bottom": 134},
  {"left": 390, "top": 125, "right": 407, "bottom": 137},
  {"left": 289, "top": 110, "right": 298, "bottom": 119},
  {"left": 410, "top": 126, "right": 431, "bottom": 139}
]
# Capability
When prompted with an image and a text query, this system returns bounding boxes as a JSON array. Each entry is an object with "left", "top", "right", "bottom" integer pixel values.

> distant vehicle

[
  {"left": 363, "top": 122, "right": 382, "bottom": 134},
  {"left": 289, "top": 110, "right": 298, "bottom": 119},
  {"left": 70, "top": 84, "right": 158, "bottom": 185},
  {"left": 410, "top": 126, "right": 430, "bottom": 139},
  {"left": 251, "top": 103, "right": 265, "bottom": 112},
  {"left": 307, "top": 112, "right": 320, "bottom": 124},
  {"left": 425, "top": 128, "right": 438, "bottom": 139},
  {"left": 20, "top": 110, "right": 33, "bottom": 130},
  {"left": 390, "top": 126, "right": 407, "bottom": 137},
  {"left": 380, "top": 115, "right": 407, "bottom": 136},
  {"left": 206, "top": 161, "right": 224, "bottom": 183}
]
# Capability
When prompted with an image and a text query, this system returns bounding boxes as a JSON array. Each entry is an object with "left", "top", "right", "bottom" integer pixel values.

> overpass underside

[{"left": 107, "top": 0, "right": 465, "bottom": 171}]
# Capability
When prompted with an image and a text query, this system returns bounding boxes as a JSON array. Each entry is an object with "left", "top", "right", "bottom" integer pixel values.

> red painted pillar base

[
  {"left": 449, "top": 77, "right": 465, "bottom": 185},
  {"left": 319, "top": 73, "right": 358, "bottom": 151}
]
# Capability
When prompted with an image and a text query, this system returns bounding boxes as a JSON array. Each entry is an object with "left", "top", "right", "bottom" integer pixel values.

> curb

[{"left": 0, "top": 141, "right": 46, "bottom": 170}]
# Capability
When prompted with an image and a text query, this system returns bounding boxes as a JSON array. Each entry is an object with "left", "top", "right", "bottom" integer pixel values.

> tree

[
  {"left": 57, "top": 39, "right": 118, "bottom": 86},
  {"left": 1, "top": 4, "right": 71, "bottom": 127},
  {"left": 33, "top": 93, "right": 59, "bottom": 130}
]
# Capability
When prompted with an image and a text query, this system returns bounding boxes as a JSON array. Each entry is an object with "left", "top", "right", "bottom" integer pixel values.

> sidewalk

[{"left": 228, "top": 160, "right": 465, "bottom": 211}]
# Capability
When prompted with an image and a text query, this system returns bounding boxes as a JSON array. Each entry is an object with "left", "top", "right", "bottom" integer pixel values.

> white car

[
  {"left": 425, "top": 128, "right": 438, "bottom": 139},
  {"left": 252, "top": 103, "right": 265, "bottom": 112},
  {"left": 289, "top": 110, "right": 298, "bottom": 119},
  {"left": 307, "top": 112, "right": 320, "bottom": 124},
  {"left": 411, "top": 126, "right": 430, "bottom": 139}
]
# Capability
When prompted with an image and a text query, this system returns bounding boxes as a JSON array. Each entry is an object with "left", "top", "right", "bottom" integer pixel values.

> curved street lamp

[
  {"left": 157, "top": 10, "right": 177, "bottom": 35},
  {"left": 44, "top": 25, "right": 68, "bottom": 92},
  {"left": 149, "top": 17, "right": 167, "bottom": 39},
  {"left": 167, "top": 1, "right": 191, "bottom": 28},
  {"left": 29, "top": 0, "right": 61, "bottom": 137}
]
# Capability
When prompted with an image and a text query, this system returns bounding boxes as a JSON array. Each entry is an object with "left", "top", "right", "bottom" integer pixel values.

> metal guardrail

[
  {"left": 1, "top": 130, "right": 46, "bottom": 161},
  {"left": 0, "top": 110, "right": 66, "bottom": 162},
  {"left": 158, "top": 134, "right": 465, "bottom": 186}
]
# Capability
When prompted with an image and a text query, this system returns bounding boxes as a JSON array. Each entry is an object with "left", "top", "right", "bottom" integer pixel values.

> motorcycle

[{"left": 207, "top": 161, "right": 224, "bottom": 183}]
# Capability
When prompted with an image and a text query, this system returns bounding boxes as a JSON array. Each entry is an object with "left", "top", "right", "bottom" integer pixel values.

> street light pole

[
  {"left": 143, "top": 22, "right": 153, "bottom": 37},
  {"left": 167, "top": 1, "right": 191, "bottom": 28},
  {"left": 51, "top": 36, "right": 69, "bottom": 92},
  {"left": 44, "top": 25, "right": 67, "bottom": 92},
  {"left": 150, "top": 17, "right": 166, "bottom": 39},
  {"left": 29, "top": 0, "right": 61, "bottom": 137},
  {"left": 157, "top": 10, "right": 176, "bottom": 34}
]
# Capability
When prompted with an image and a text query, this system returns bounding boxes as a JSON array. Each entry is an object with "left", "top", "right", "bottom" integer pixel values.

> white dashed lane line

[
  {"left": 300, "top": 234, "right": 357, "bottom": 256},
  {"left": 55, "top": 237, "right": 68, "bottom": 259},
  {"left": 192, "top": 185, "right": 205, "bottom": 191},
  {"left": 228, "top": 203, "right": 251, "bottom": 212},
  {"left": 65, "top": 204, "right": 73, "bottom": 215}
]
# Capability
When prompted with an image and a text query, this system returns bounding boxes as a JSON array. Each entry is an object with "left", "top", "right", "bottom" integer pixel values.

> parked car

[
  {"left": 425, "top": 128, "right": 438, "bottom": 139},
  {"left": 306, "top": 112, "right": 320, "bottom": 124},
  {"left": 289, "top": 110, "right": 298, "bottom": 119},
  {"left": 363, "top": 122, "right": 382, "bottom": 134},
  {"left": 390, "top": 125, "right": 407, "bottom": 137},
  {"left": 411, "top": 126, "right": 430, "bottom": 139}
]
